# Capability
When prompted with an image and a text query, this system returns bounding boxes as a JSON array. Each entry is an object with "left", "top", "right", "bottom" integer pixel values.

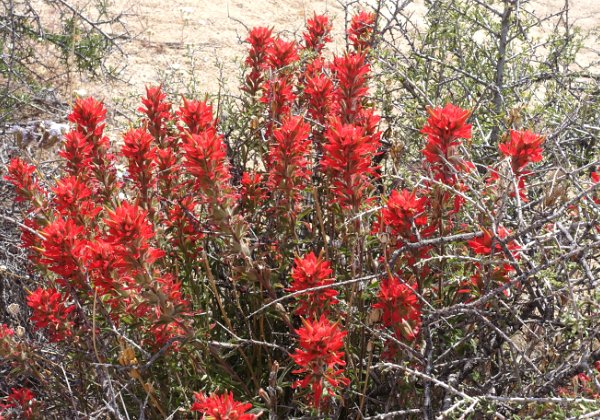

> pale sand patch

[{"left": 33, "top": 0, "right": 598, "bottom": 128}]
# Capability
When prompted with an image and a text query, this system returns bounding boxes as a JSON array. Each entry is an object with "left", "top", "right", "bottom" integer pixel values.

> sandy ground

[
  {"left": 41, "top": 0, "right": 599, "bottom": 122},
  {"left": 76, "top": 0, "right": 345, "bottom": 103}
]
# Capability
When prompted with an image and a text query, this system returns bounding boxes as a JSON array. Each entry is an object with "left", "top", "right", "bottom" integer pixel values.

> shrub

[
  {"left": 0, "top": 0, "right": 126, "bottom": 123},
  {"left": 1, "top": 6, "right": 599, "bottom": 419}
]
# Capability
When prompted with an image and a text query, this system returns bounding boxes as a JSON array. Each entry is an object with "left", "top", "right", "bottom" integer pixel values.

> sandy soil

[
  {"left": 50, "top": 0, "right": 599, "bottom": 121},
  {"left": 77, "top": 0, "right": 345, "bottom": 103}
]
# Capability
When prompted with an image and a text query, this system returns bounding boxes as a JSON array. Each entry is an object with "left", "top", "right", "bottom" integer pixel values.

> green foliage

[
  {"left": 0, "top": 0, "right": 124, "bottom": 122},
  {"left": 373, "top": 0, "right": 600, "bottom": 168}
]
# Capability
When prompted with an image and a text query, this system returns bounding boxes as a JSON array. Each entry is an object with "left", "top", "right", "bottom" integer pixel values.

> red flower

[
  {"left": 373, "top": 276, "right": 421, "bottom": 341},
  {"left": 463, "top": 228, "right": 520, "bottom": 299},
  {"left": 177, "top": 98, "right": 215, "bottom": 135},
  {"left": 421, "top": 104, "right": 472, "bottom": 144},
  {"left": 266, "top": 38, "right": 299, "bottom": 70},
  {"left": 321, "top": 117, "right": 380, "bottom": 208},
  {"left": 27, "top": 288, "right": 75, "bottom": 342},
  {"left": 84, "top": 239, "right": 124, "bottom": 295},
  {"left": 330, "top": 53, "right": 370, "bottom": 122},
  {"left": 260, "top": 77, "right": 296, "bottom": 124},
  {"left": 303, "top": 13, "right": 332, "bottom": 53},
  {"left": 165, "top": 196, "right": 204, "bottom": 245},
  {"left": 495, "top": 130, "right": 543, "bottom": 200},
  {"left": 138, "top": 85, "right": 172, "bottom": 140},
  {"left": 103, "top": 201, "right": 165, "bottom": 270},
  {"left": 0, "top": 324, "right": 14, "bottom": 340},
  {"left": 240, "top": 172, "right": 266, "bottom": 212},
  {"left": 39, "top": 217, "right": 87, "bottom": 279},
  {"left": 288, "top": 252, "right": 338, "bottom": 317},
  {"left": 155, "top": 147, "right": 180, "bottom": 196},
  {"left": 421, "top": 103, "right": 472, "bottom": 169},
  {"left": 104, "top": 202, "right": 156, "bottom": 252},
  {"left": 467, "top": 227, "right": 520, "bottom": 256},
  {"left": 20, "top": 218, "right": 44, "bottom": 265},
  {"left": 190, "top": 391, "right": 259, "bottom": 419},
  {"left": 3, "top": 158, "right": 42, "bottom": 203},
  {"left": 65, "top": 97, "right": 117, "bottom": 201},
  {"left": 145, "top": 274, "right": 191, "bottom": 348},
  {"left": 459, "top": 265, "right": 514, "bottom": 299},
  {"left": 382, "top": 189, "right": 428, "bottom": 239},
  {"left": 304, "top": 72, "right": 334, "bottom": 125},
  {"left": 121, "top": 128, "right": 157, "bottom": 192},
  {"left": 182, "top": 129, "right": 232, "bottom": 195},
  {"left": 291, "top": 315, "right": 349, "bottom": 409},
  {"left": 68, "top": 97, "right": 107, "bottom": 138},
  {"left": 245, "top": 27, "right": 273, "bottom": 68},
  {"left": 59, "top": 131, "right": 94, "bottom": 177},
  {"left": 53, "top": 176, "right": 101, "bottom": 220},
  {"left": 348, "top": 11, "right": 376, "bottom": 51},
  {"left": 498, "top": 130, "right": 544, "bottom": 174},
  {"left": 0, "top": 324, "right": 15, "bottom": 358},
  {"left": 243, "top": 26, "right": 274, "bottom": 95},
  {"left": 267, "top": 115, "right": 312, "bottom": 203},
  {"left": 1, "top": 388, "right": 37, "bottom": 419},
  {"left": 592, "top": 167, "right": 600, "bottom": 206}
]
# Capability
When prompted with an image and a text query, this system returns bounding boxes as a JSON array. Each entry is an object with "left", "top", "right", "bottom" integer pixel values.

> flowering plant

[{"left": 1, "top": 6, "right": 599, "bottom": 419}]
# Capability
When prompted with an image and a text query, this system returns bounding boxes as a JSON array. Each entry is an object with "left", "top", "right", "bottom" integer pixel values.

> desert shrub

[
  {"left": 1, "top": 5, "right": 599, "bottom": 419},
  {"left": 0, "top": 0, "right": 127, "bottom": 123},
  {"left": 371, "top": 0, "right": 600, "bottom": 170}
]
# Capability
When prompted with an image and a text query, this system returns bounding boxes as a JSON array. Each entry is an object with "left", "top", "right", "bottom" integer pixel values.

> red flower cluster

[
  {"left": 0, "top": 324, "right": 15, "bottom": 358},
  {"left": 321, "top": 118, "right": 380, "bottom": 209},
  {"left": 499, "top": 130, "right": 544, "bottom": 174},
  {"left": 238, "top": 11, "right": 382, "bottom": 217},
  {"left": 177, "top": 98, "right": 215, "bottom": 135},
  {"left": 39, "top": 217, "right": 87, "bottom": 280},
  {"left": 302, "top": 13, "right": 332, "bottom": 53},
  {"left": 67, "top": 97, "right": 111, "bottom": 164},
  {"left": 0, "top": 388, "right": 37, "bottom": 419},
  {"left": 64, "top": 97, "right": 118, "bottom": 201},
  {"left": 266, "top": 38, "right": 299, "bottom": 71},
  {"left": 261, "top": 77, "right": 296, "bottom": 126},
  {"left": 464, "top": 228, "right": 521, "bottom": 298},
  {"left": 498, "top": 130, "right": 544, "bottom": 199},
  {"left": 138, "top": 85, "right": 172, "bottom": 141},
  {"left": 68, "top": 96, "right": 107, "bottom": 138},
  {"left": 373, "top": 276, "right": 421, "bottom": 342},
  {"left": 304, "top": 72, "right": 334, "bottom": 125},
  {"left": 348, "top": 11, "right": 376, "bottom": 51},
  {"left": 421, "top": 103, "right": 473, "bottom": 182},
  {"left": 291, "top": 315, "right": 349, "bottom": 410},
  {"left": 243, "top": 27, "right": 274, "bottom": 95},
  {"left": 557, "top": 363, "right": 600, "bottom": 400},
  {"left": 382, "top": 189, "right": 429, "bottom": 242},
  {"left": 240, "top": 172, "right": 266, "bottom": 213},
  {"left": 267, "top": 115, "right": 312, "bottom": 209},
  {"left": 27, "top": 288, "right": 75, "bottom": 342},
  {"left": 4, "top": 158, "right": 42, "bottom": 204},
  {"left": 121, "top": 128, "right": 157, "bottom": 194},
  {"left": 190, "top": 391, "right": 259, "bottom": 420},
  {"left": 330, "top": 53, "right": 371, "bottom": 122},
  {"left": 104, "top": 201, "right": 164, "bottom": 266},
  {"left": 59, "top": 131, "right": 93, "bottom": 177},
  {"left": 288, "top": 252, "right": 338, "bottom": 318},
  {"left": 592, "top": 167, "right": 600, "bottom": 208},
  {"left": 467, "top": 227, "right": 519, "bottom": 256},
  {"left": 182, "top": 130, "right": 232, "bottom": 198},
  {"left": 52, "top": 176, "right": 101, "bottom": 221}
]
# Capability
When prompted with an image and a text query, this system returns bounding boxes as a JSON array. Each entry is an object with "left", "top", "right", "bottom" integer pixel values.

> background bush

[{"left": 0, "top": 0, "right": 127, "bottom": 124}]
